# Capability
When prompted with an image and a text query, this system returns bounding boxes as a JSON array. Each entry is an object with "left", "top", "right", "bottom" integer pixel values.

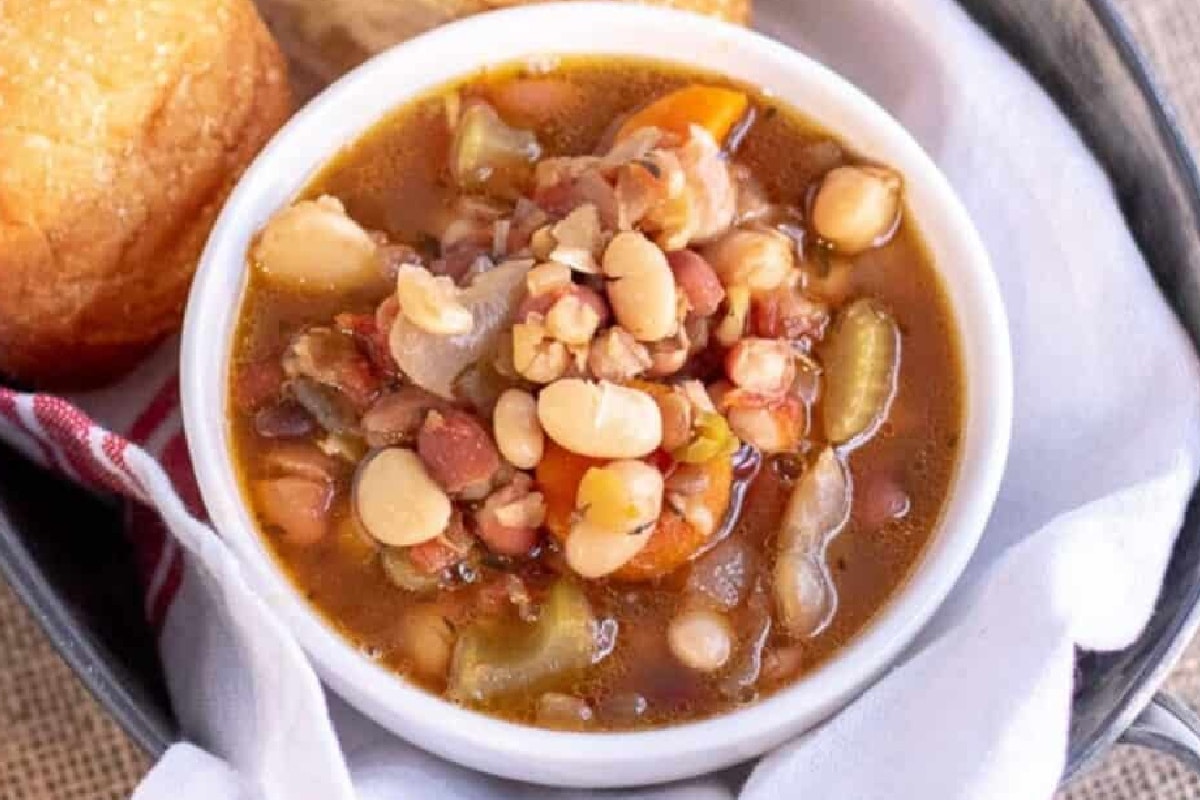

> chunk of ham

[
  {"left": 283, "top": 327, "right": 381, "bottom": 410},
  {"left": 417, "top": 409, "right": 502, "bottom": 497}
]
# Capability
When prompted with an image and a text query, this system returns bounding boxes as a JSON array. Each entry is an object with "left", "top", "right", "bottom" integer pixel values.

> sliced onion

[
  {"left": 773, "top": 447, "right": 850, "bottom": 637},
  {"left": 451, "top": 102, "right": 541, "bottom": 196},
  {"left": 686, "top": 537, "right": 757, "bottom": 611},
  {"left": 389, "top": 259, "right": 531, "bottom": 399}
]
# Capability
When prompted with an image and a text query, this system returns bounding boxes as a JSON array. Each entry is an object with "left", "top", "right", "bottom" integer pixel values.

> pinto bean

[
  {"left": 336, "top": 308, "right": 399, "bottom": 380},
  {"left": 361, "top": 386, "right": 455, "bottom": 448},
  {"left": 262, "top": 441, "right": 343, "bottom": 483},
  {"left": 253, "top": 401, "right": 315, "bottom": 439},
  {"left": 254, "top": 477, "right": 333, "bottom": 546},
  {"left": 476, "top": 475, "right": 543, "bottom": 556},
  {"left": 703, "top": 228, "right": 793, "bottom": 294},
  {"left": 751, "top": 288, "right": 829, "bottom": 341},
  {"left": 516, "top": 291, "right": 560, "bottom": 322},
  {"left": 488, "top": 78, "right": 584, "bottom": 126},
  {"left": 856, "top": 472, "right": 911, "bottom": 531},
  {"left": 535, "top": 170, "right": 620, "bottom": 230},
  {"left": 724, "top": 394, "right": 806, "bottom": 454},
  {"left": 417, "top": 409, "right": 502, "bottom": 496},
  {"left": 726, "top": 338, "right": 797, "bottom": 396},
  {"left": 685, "top": 314, "right": 711, "bottom": 355},
  {"left": 434, "top": 242, "right": 491, "bottom": 285},
  {"left": 667, "top": 250, "right": 726, "bottom": 316},
  {"left": 289, "top": 378, "right": 359, "bottom": 435}
]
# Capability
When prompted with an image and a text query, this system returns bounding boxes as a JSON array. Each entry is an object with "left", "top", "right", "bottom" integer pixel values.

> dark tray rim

[
  {"left": 0, "top": 505, "right": 173, "bottom": 753},
  {"left": 1059, "top": 0, "right": 1200, "bottom": 777}
]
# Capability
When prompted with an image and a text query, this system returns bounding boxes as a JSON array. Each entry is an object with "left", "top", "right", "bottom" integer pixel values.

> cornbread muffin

[{"left": 0, "top": 0, "right": 292, "bottom": 388}]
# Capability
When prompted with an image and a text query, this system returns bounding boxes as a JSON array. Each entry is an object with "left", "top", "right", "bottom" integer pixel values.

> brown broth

[{"left": 229, "top": 56, "right": 964, "bottom": 729}]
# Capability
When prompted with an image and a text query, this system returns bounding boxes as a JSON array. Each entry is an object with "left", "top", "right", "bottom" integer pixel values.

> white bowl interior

[{"left": 182, "top": 2, "right": 1012, "bottom": 788}]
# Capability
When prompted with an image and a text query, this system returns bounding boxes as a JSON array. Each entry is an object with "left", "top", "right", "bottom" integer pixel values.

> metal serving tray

[{"left": 2, "top": 0, "right": 1199, "bottom": 784}]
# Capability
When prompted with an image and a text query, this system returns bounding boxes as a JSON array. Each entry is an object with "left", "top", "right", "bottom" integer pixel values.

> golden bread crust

[{"left": 0, "top": 0, "right": 292, "bottom": 388}]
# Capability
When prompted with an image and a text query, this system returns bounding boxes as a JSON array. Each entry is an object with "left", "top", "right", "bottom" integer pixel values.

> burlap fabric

[{"left": 2, "top": 0, "right": 1200, "bottom": 797}]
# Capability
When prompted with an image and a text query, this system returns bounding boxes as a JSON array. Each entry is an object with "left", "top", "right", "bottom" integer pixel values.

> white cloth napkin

[{"left": 2, "top": 0, "right": 1198, "bottom": 798}]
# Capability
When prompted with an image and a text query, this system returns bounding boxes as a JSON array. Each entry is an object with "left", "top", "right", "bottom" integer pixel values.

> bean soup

[{"left": 229, "top": 57, "right": 963, "bottom": 730}]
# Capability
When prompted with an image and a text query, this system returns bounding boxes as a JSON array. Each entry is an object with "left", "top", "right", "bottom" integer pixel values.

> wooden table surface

[{"left": 2, "top": 1, "right": 1199, "bottom": 798}]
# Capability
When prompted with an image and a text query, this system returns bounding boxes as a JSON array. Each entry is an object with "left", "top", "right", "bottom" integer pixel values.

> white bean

[
  {"left": 253, "top": 196, "right": 380, "bottom": 292},
  {"left": 575, "top": 460, "right": 664, "bottom": 534},
  {"left": 602, "top": 231, "right": 678, "bottom": 342},
  {"left": 812, "top": 165, "right": 902, "bottom": 254},
  {"left": 354, "top": 448, "right": 451, "bottom": 547},
  {"left": 565, "top": 517, "right": 653, "bottom": 579},
  {"left": 537, "top": 379, "right": 662, "bottom": 458},
  {"left": 667, "top": 608, "right": 733, "bottom": 672},
  {"left": 493, "top": 388, "right": 545, "bottom": 470}
]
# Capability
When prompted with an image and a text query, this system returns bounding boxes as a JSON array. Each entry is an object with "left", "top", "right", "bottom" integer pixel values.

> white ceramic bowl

[{"left": 182, "top": 2, "right": 1012, "bottom": 788}]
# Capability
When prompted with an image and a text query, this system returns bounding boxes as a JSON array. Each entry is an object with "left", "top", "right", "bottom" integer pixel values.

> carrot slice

[
  {"left": 614, "top": 454, "right": 732, "bottom": 582},
  {"left": 536, "top": 442, "right": 603, "bottom": 542},
  {"left": 616, "top": 85, "right": 749, "bottom": 144},
  {"left": 536, "top": 440, "right": 733, "bottom": 583}
]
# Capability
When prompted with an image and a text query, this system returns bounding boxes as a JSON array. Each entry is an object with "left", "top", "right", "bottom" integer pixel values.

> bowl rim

[{"left": 181, "top": 2, "right": 1013, "bottom": 787}]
